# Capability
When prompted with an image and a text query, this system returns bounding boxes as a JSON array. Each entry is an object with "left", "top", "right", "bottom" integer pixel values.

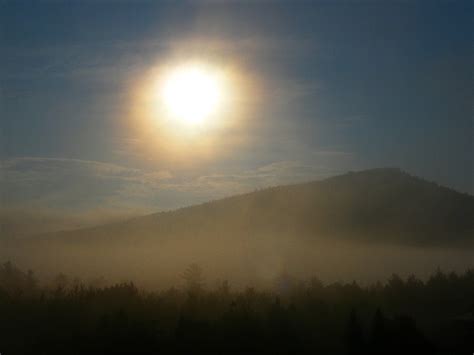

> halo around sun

[{"left": 129, "top": 58, "right": 254, "bottom": 162}]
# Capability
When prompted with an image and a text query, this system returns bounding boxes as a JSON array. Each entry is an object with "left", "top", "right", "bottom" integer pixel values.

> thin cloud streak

[{"left": 1, "top": 156, "right": 341, "bottom": 214}]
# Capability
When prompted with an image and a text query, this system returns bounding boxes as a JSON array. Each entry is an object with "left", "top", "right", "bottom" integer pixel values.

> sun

[{"left": 161, "top": 65, "right": 222, "bottom": 125}]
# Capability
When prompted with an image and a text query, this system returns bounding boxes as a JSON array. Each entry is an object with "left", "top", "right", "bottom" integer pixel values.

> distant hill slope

[{"left": 30, "top": 168, "right": 474, "bottom": 248}]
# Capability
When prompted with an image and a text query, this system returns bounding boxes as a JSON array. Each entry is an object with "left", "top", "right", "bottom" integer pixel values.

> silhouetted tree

[
  {"left": 53, "top": 272, "right": 69, "bottom": 292},
  {"left": 345, "top": 308, "right": 366, "bottom": 355},
  {"left": 182, "top": 263, "right": 204, "bottom": 294},
  {"left": 370, "top": 308, "right": 389, "bottom": 354}
]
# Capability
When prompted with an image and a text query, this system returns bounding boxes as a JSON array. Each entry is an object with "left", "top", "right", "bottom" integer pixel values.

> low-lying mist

[{"left": 2, "top": 233, "right": 473, "bottom": 290}]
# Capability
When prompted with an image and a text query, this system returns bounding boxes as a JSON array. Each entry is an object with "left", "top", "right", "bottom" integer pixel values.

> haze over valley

[{"left": 3, "top": 169, "right": 472, "bottom": 288}]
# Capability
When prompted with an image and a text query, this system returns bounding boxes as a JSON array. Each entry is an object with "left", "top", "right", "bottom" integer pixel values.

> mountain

[
  {"left": 3, "top": 168, "right": 473, "bottom": 286},
  {"left": 0, "top": 209, "right": 138, "bottom": 240},
  {"left": 28, "top": 168, "right": 474, "bottom": 247}
]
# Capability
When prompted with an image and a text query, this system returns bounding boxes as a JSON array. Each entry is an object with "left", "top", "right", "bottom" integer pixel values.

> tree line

[{"left": 0, "top": 261, "right": 473, "bottom": 354}]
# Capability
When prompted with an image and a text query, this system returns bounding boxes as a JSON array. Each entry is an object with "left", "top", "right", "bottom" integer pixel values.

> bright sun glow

[{"left": 162, "top": 65, "right": 222, "bottom": 125}]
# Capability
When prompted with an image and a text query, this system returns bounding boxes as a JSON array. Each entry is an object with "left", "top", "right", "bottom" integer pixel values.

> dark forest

[{"left": 1, "top": 261, "right": 473, "bottom": 354}]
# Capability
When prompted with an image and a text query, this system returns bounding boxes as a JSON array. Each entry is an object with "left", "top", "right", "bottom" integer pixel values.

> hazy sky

[{"left": 1, "top": 0, "right": 472, "bottom": 215}]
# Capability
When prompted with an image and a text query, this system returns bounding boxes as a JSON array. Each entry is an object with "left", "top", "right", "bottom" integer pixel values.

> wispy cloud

[
  {"left": 1, "top": 157, "right": 171, "bottom": 212},
  {"left": 1, "top": 157, "right": 335, "bottom": 214}
]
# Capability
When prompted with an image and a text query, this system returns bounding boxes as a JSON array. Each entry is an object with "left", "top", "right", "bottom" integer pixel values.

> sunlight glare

[{"left": 162, "top": 65, "right": 222, "bottom": 125}]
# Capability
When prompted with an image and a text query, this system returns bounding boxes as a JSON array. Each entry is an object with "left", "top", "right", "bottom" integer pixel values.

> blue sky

[{"left": 1, "top": 0, "right": 472, "bottom": 215}]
